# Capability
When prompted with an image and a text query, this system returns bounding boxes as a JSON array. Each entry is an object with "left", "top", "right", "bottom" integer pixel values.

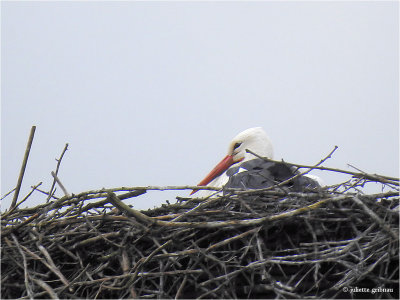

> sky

[{"left": 1, "top": 1, "right": 399, "bottom": 211}]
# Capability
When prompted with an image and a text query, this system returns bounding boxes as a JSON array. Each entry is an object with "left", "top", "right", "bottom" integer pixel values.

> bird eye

[{"left": 233, "top": 142, "right": 242, "bottom": 150}]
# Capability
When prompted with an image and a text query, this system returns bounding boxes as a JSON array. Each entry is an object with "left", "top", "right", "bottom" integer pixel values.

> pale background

[{"left": 2, "top": 1, "right": 399, "bottom": 210}]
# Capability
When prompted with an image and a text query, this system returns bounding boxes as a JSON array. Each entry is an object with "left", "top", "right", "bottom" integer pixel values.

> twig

[
  {"left": 136, "top": 269, "right": 203, "bottom": 277},
  {"left": 247, "top": 145, "right": 338, "bottom": 170},
  {"left": 246, "top": 147, "right": 399, "bottom": 185},
  {"left": 175, "top": 275, "right": 188, "bottom": 299},
  {"left": 107, "top": 192, "right": 156, "bottom": 225},
  {"left": 11, "top": 125, "right": 36, "bottom": 209},
  {"left": 47, "top": 144, "right": 69, "bottom": 202},
  {"left": 37, "top": 244, "right": 72, "bottom": 290},
  {"left": 206, "top": 226, "right": 261, "bottom": 251},
  {"left": 33, "top": 278, "right": 59, "bottom": 299},
  {"left": 35, "top": 188, "right": 59, "bottom": 200},
  {"left": 80, "top": 190, "right": 146, "bottom": 213},
  {"left": 347, "top": 163, "right": 399, "bottom": 185},
  {"left": 1, "top": 187, "right": 16, "bottom": 201},
  {"left": 2, "top": 182, "right": 42, "bottom": 218},
  {"left": 169, "top": 196, "right": 224, "bottom": 222},
  {"left": 51, "top": 171, "right": 70, "bottom": 197},
  {"left": 2, "top": 212, "right": 41, "bottom": 236},
  {"left": 73, "top": 232, "right": 120, "bottom": 249},
  {"left": 10, "top": 234, "right": 34, "bottom": 299}
]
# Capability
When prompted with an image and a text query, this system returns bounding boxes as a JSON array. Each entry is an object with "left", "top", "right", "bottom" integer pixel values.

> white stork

[{"left": 191, "top": 127, "right": 322, "bottom": 197}]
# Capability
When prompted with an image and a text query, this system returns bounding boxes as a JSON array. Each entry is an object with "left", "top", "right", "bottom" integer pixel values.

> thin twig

[
  {"left": 33, "top": 278, "right": 59, "bottom": 299},
  {"left": 73, "top": 232, "right": 120, "bottom": 249},
  {"left": 2, "top": 212, "right": 41, "bottom": 236},
  {"left": 37, "top": 244, "right": 71, "bottom": 290},
  {"left": 1, "top": 187, "right": 16, "bottom": 201},
  {"left": 51, "top": 171, "right": 70, "bottom": 197},
  {"left": 46, "top": 144, "right": 69, "bottom": 202},
  {"left": 242, "top": 146, "right": 339, "bottom": 194},
  {"left": 10, "top": 234, "right": 34, "bottom": 299},
  {"left": 2, "top": 182, "right": 42, "bottom": 218}
]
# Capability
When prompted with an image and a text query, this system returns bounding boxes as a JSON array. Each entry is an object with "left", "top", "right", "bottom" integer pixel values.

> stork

[{"left": 191, "top": 127, "right": 321, "bottom": 197}]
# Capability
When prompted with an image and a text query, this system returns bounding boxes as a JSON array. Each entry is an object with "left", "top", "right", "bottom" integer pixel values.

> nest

[
  {"left": 1, "top": 136, "right": 399, "bottom": 299},
  {"left": 2, "top": 170, "right": 399, "bottom": 299}
]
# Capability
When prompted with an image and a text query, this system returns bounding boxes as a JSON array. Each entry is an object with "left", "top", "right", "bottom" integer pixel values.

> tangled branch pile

[{"left": 2, "top": 172, "right": 399, "bottom": 299}]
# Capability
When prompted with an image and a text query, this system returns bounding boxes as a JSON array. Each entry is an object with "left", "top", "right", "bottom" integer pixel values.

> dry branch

[{"left": 10, "top": 125, "right": 36, "bottom": 209}]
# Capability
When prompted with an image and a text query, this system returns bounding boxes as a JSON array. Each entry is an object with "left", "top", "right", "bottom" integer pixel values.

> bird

[{"left": 191, "top": 127, "right": 322, "bottom": 197}]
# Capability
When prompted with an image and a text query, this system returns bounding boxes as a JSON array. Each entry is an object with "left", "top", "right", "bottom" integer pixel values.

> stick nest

[{"left": 1, "top": 177, "right": 399, "bottom": 299}]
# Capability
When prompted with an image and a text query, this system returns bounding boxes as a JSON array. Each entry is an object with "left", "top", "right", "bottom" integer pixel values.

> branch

[
  {"left": 107, "top": 191, "right": 352, "bottom": 228},
  {"left": 11, "top": 125, "right": 36, "bottom": 209},
  {"left": 246, "top": 147, "right": 399, "bottom": 187},
  {"left": 107, "top": 192, "right": 156, "bottom": 225}
]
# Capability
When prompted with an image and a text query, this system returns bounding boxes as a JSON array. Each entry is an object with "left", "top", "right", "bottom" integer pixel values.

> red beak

[{"left": 191, "top": 155, "right": 237, "bottom": 195}]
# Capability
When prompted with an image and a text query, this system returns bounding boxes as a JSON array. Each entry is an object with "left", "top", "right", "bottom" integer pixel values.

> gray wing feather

[{"left": 225, "top": 158, "right": 320, "bottom": 191}]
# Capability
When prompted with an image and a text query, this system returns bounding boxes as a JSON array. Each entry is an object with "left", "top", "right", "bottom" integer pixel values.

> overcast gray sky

[{"left": 2, "top": 1, "right": 399, "bottom": 210}]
